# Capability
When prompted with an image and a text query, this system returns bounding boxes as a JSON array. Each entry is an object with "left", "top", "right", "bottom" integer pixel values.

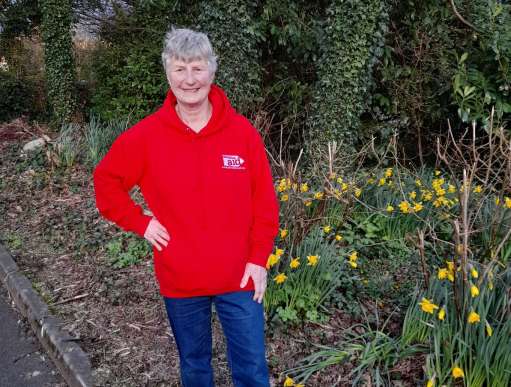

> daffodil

[
  {"left": 438, "top": 307, "right": 445, "bottom": 321},
  {"left": 378, "top": 177, "right": 386, "bottom": 186},
  {"left": 473, "top": 185, "right": 482, "bottom": 193},
  {"left": 274, "top": 273, "right": 287, "bottom": 284},
  {"left": 280, "top": 229, "right": 288, "bottom": 238},
  {"left": 281, "top": 194, "right": 289, "bottom": 202},
  {"left": 349, "top": 261, "right": 357, "bottom": 268},
  {"left": 495, "top": 197, "right": 500, "bottom": 206},
  {"left": 349, "top": 251, "right": 358, "bottom": 262},
  {"left": 437, "top": 268, "right": 449, "bottom": 280},
  {"left": 385, "top": 168, "right": 393, "bottom": 178},
  {"left": 290, "top": 258, "right": 300, "bottom": 269},
  {"left": 419, "top": 297, "right": 439, "bottom": 314},
  {"left": 275, "top": 248, "right": 285, "bottom": 257},
  {"left": 304, "top": 199, "right": 312, "bottom": 207},
  {"left": 284, "top": 376, "right": 294, "bottom": 386},
  {"left": 300, "top": 183, "right": 309, "bottom": 192},
  {"left": 266, "top": 254, "right": 279, "bottom": 269},
  {"left": 399, "top": 201, "right": 411, "bottom": 213},
  {"left": 367, "top": 177, "right": 375, "bottom": 184},
  {"left": 314, "top": 192, "right": 324, "bottom": 200},
  {"left": 336, "top": 176, "right": 343, "bottom": 184},
  {"left": 426, "top": 379, "right": 434, "bottom": 387},
  {"left": 341, "top": 182, "right": 349, "bottom": 192},
  {"left": 355, "top": 188, "right": 362, "bottom": 198},
  {"left": 471, "top": 267, "right": 478, "bottom": 278},
  {"left": 413, "top": 202, "right": 423, "bottom": 212},
  {"left": 486, "top": 322, "right": 493, "bottom": 337},
  {"left": 386, "top": 205, "right": 394, "bottom": 213},
  {"left": 409, "top": 191, "right": 417, "bottom": 200},
  {"left": 335, "top": 234, "right": 343, "bottom": 241},
  {"left": 470, "top": 284, "right": 479, "bottom": 298},
  {"left": 452, "top": 366, "right": 464, "bottom": 379},
  {"left": 422, "top": 191, "right": 433, "bottom": 201},
  {"left": 323, "top": 225, "right": 332, "bottom": 233},
  {"left": 434, "top": 170, "right": 441, "bottom": 176},
  {"left": 468, "top": 311, "right": 480, "bottom": 324},
  {"left": 307, "top": 255, "right": 319, "bottom": 266},
  {"left": 448, "top": 184, "right": 456, "bottom": 193},
  {"left": 505, "top": 196, "right": 511, "bottom": 209},
  {"left": 415, "top": 179, "right": 422, "bottom": 187}
]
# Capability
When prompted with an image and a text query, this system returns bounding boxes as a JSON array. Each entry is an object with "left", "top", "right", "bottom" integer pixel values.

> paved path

[{"left": 0, "top": 285, "right": 63, "bottom": 387}]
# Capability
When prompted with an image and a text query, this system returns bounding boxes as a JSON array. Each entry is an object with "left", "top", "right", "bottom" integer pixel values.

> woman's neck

[{"left": 175, "top": 100, "right": 212, "bottom": 133}]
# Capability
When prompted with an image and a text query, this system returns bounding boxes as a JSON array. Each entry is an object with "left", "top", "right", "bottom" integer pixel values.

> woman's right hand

[{"left": 144, "top": 218, "right": 170, "bottom": 251}]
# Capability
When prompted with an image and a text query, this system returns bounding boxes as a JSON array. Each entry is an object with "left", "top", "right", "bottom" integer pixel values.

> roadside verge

[{"left": 0, "top": 243, "right": 93, "bottom": 387}]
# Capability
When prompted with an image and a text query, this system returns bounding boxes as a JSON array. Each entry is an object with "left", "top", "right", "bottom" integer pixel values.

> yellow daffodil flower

[
  {"left": 385, "top": 168, "right": 393, "bottom": 178},
  {"left": 378, "top": 177, "right": 386, "bottom": 186},
  {"left": 468, "top": 311, "right": 480, "bottom": 324},
  {"left": 284, "top": 376, "right": 294, "bottom": 386},
  {"left": 413, "top": 202, "right": 423, "bottom": 212},
  {"left": 470, "top": 284, "right": 479, "bottom": 298},
  {"left": 473, "top": 185, "right": 482, "bottom": 193},
  {"left": 452, "top": 366, "right": 464, "bottom": 379},
  {"left": 304, "top": 199, "right": 312, "bottom": 207},
  {"left": 386, "top": 205, "right": 394, "bottom": 213},
  {"left": 323, "top": 225, "right": 332, "bottom": 233},
  {"left": 426, "top": 379, "right": 434, "bottom": 387},
  {"left": 314, "top": 192, "right": 324, "bottom": 200},
  {"left": 336, "top": 177, "right": 343, "bottom": 184},
  {"left": 422, "top": 191, "right": 433, "bottom": 201},
  {"left": 419, "top": 297, "right": 439, "bottom": 314},
  {"left": 437, "top": 268, "right": 448, "bottom": 280},
  {"left": 290, "top": 258, "right": 300, "bottom": 269},
  {"left": 438, "top": 307, "right": 446, "bottom": 321},
  {"left": 495, "top": 197, "right": 500, "bottom": 206},
  {"left": 280, "top": 229, "right": 288, "bottom": 238},
  {"left": 281, "top": 194, "right": 289, "bottom": 202},
  {"left": 349, "top": 261, "right": 357, "bottom": 268},
  {"left": 300, "top": 183, "right": 309, "bottom": 192},
  {"left": 415, "top": 179, "right": 422, "bottom": 187},
  {"left": 434, "top": 170, "right": 441, "bottom": 176},
  {"left": 368, "top": 177, "right": 375, "bottom": 184},
  {"left": 355, "top": 188, "right": 362, "bottom": 198},
  {"left": 486, "top": 322, "right": 493, "bottom": 337},
  {"left": 505, "top": 196, "right": 511, "bottom": 209},
  {"left": 335, "top": 234, "right": 343, "bottom": 241},
  {"left": 274, "top": 273, "right": 287, "bottom": 284},
  {"left": 448, "top": 184, "right": 456, "bottom": 193},
  {"left": 307, "top": 255, "right": 319, "bottom": 266},
  {"left": 409, "top": 191, "right": 417, "bottom": 200},
  {"left": 399, "top": 201, "right": 411, "bottom": 213},
  {"left": 341, "top": 182, "right": 349, "bottom": 192},
  {"left": 349, "top": 251, "right": 358, "bottom": 261},
  {"left": 266, "top": 254, "right": 279, "bottom": 269},
  {"left": 471, "top": 267, "right": 478, "bottom": 278},
  {"left": 275, "top": 248, "right": 284, "bottom": 257}
]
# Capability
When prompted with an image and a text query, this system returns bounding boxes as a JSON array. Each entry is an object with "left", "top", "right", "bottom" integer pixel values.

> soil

[{"left": 0, "top": 119, "right": 423, "bottom": 386}]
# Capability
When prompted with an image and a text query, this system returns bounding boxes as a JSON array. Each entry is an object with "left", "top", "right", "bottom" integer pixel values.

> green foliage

[
  {"left": 265, "top": 227, "right": 355, "bottom": 323},
  {"left": 54, "top": 123, "right": 83, "bottom": 168},
  {"left": 40, "top": 0, "right": 77, "bottom": 124},
  {"left": 197, "top": 0, "right": 262, "bottom": 114},
  {"left": 0, "top": 0, "right": 41, "bottom": 40},
  {"left": 90, "top": 0, "right": 191, "bottom": 121},
  {"left": 84, "top": 115, "right": 129, "bottom": 167},
  {"left": 307, "top": 0, "right": 388, "bottom": 151},
  {"left": 106, "top": 233, "right": 151, "bottom": 269},
  {"left": 403, "top": 265, "right": 511, "bottom": 386},
  {"left": 0, "top": 71, "right": 35, "bottom": 122}
]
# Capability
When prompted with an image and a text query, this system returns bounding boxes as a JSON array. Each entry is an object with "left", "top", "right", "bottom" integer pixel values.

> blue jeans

[{"left": 163, "top": 291, "right": 270, "bottom": 387}]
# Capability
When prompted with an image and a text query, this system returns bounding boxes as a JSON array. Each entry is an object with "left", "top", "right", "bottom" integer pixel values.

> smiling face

[{"left": 166, "top": 57, "right": 214, "bottom": 108}]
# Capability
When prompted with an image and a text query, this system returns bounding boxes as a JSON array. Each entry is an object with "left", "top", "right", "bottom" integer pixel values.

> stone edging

[{"left": 0, "top": 243, "right": 93, "bottom": 387}]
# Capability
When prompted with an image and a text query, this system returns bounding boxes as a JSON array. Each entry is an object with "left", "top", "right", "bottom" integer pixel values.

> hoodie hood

[{"left": 156, "top": 84, "right": 234, "bottom": 138}]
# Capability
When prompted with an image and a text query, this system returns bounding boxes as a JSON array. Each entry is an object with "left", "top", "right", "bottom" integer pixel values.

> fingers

[
  {"left": 253, "top": 276, "right": 267, "bottom": 304},
  {"left": 144, "top": 218, "right": 170, "bottom": 251},
  {"left": 240, "top": 271, "right": 249, "bottom": 289}
]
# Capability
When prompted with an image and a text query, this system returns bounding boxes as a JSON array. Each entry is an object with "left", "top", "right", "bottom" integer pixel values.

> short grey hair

[{"left": 162, "top": 28, "right": 217, "bottom": 75}]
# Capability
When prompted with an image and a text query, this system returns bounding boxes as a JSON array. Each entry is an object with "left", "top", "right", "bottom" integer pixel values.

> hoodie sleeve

[
  {"left": 246, "top": 125, "right": 279, "bottom": 268},
  {"left": 93, "top": 129, "right": 152, "bottom": 237}
]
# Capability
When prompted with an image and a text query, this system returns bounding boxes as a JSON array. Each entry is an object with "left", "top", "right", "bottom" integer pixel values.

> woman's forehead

[{"left": 168, "top": 56, "right": 208, "bottom": 67}]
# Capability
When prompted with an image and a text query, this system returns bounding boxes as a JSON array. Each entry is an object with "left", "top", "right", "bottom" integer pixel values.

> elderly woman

[{"left": 93, "top": 28, "right": 279, "bottom": 387}]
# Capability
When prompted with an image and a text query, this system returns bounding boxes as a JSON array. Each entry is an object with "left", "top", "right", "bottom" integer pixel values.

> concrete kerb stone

[{"left": 0, "top": 243, "right": 93, "bottom": 387}]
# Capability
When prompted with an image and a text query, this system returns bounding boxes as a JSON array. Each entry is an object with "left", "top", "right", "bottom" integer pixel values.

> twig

[{"left": 51, "top": 293, "right": 89, "bottom": 306}]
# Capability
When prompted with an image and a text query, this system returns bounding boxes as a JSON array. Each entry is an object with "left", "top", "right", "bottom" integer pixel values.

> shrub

[{"left": 0, "top": 72, "right": 34, "bottom": 121}]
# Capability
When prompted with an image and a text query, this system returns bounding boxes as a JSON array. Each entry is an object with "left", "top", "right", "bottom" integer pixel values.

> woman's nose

[{"left": 184, "top": 69, "right": 195, "bottom": 84}]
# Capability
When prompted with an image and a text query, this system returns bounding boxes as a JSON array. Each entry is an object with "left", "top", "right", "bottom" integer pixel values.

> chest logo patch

[{"left": 222, "top": 154, "right": 246, "bottom": 170}]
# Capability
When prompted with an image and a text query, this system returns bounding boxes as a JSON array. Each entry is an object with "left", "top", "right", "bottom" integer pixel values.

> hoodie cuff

[
  {"left": 130, "top": 214, "right": 153, "bottom": 238},
  {"left": 247, "top": 243, "right": 273, "bottom": 269}
]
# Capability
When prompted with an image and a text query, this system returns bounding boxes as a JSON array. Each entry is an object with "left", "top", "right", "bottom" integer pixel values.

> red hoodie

[{"left": 93, "top": 85, "right": 279, "bottom": 297}]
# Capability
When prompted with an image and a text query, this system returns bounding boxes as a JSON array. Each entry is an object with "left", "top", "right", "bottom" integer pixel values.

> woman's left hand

[{"left": 240, "top": 263, "right": 267, "bottom": 303}]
